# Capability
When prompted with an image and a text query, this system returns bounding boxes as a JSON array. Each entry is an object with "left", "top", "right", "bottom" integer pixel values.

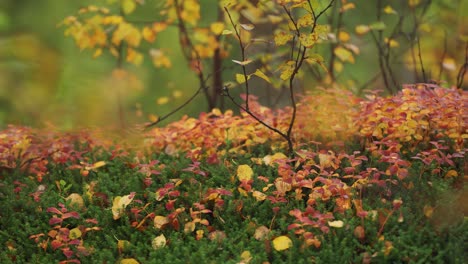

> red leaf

[
  {"left": 69, "top": 239, "right": 81, "bottom": 245},
  {"left": 61, "top": 247, "right": 75, "bottom": 259},
  {"left": 51, "top": 240, "right": 62, "bottom": 250},
  {"left": 85, "top": 218, "right": 98, "bottom": 224},
  {"left": 62, "top": 212, "right": 80, "bottom": 220},
  {"left": 49, "top": 216, "right": 63, "bottom": 225},
  {"left": 47, "top": 207, "right": 63, "bottom": 215}
]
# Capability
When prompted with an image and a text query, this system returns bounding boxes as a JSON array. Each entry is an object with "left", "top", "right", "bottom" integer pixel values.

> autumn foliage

[
  {"left": 1, "top": 0, "right": 467, "bottom": 263},
  {"left": 1, "top": 86, "right": 466, "bottom": 263}
]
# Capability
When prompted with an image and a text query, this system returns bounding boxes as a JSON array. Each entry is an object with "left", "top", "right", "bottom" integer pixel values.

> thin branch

[
  {"left": 145, "top": 75, "right": 210, "bottom": 129},
  {"left": 224, "top": 7, "right": 251, "bottom": 110},
  {"left": 174, "top": 0, "right": 212, "bottom": 109},
  {"left": 371, "top": 31, "right": 392, "bottom": 93},
  {"left": 437, "top": 30, "right": 448, "bottom": 82},
  {"left": 456, "top": 41, "right": 468, "bottom": 89},
  {"left": 417, "top": 37, "right": 427, "bottom": 82},
  {"left": 327, "top": 0, "right": 342, "bottom": 81},
  {"left": 223, "top": 87, "right": 290, "bottom": 144}
]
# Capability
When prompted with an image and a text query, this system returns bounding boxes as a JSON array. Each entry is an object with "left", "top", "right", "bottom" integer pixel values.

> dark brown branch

[
  {"left": 437, "top": 30, "right": 448, "bottom": 82},
  {"left": 456, "top": 41, "right": 468, "bottom": 89},
  {"left": 417, "top": 37, "right": 427, "bottom": 82}
]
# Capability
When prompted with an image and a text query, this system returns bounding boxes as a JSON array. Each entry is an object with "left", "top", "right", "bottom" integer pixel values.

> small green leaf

[{"left": 369, "top": 21, "right": 386, "bottom": 30}]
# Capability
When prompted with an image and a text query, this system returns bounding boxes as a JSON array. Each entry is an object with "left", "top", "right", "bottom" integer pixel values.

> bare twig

[
  {"left": 417, "top": 37, "right": 427, "bottom": 82},
  {"left": 224, "top": 7, "right": 251, "bottom": 110},
  {"left": 174, "top": 0, "right": 212, "bottom": 110},
  {"left": 437, "top": 30, "right": 448, "bottom": 81},
  {"left": 144, "top": 82, "right": 206, "bottom": 129},
  {"left": 456, "top": 41, "right": 468, "bottom": 88}
]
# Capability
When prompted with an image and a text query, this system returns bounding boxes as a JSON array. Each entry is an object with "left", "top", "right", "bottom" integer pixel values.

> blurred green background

[
  {"left": 0, "top": 0, "right": 466, "bottom": 130},
  {"left": 0, "top": 0, "right": 207, "bottom": 130}
]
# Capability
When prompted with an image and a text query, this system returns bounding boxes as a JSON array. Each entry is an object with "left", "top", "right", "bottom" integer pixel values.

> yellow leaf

[
  {"left": 172, "top": 90, "right": 182, "bottom": 98},
  {"left": 88, "top": 161, "right": 106, "bottom": 170},
  {"left": 263, "top": 152, "right": 287, "bottom": 166},
  {"left": 319, "top": 153, "right": 333, "bottom": 168},
  {"left": 117, "top": 240, "right": 131, "bottom": 253},
  {"left": 235, "top": 73, "right": 250, "bottom": 84},
  {"left": 69, "top": 227, "right": 82, "bottom": 239},
  {"left": 338, "top": 31, "right": 350, "bottom": 42},
  {"left": 151, "top": 234, "right": 166, "bottom": 249},
  {"left": 297, "top": 13, "right": 313, "bottom": 28},
  {"left": 272, "top": 235, "right": 292, "bottom": 251},
  {"left": 122, "top": 0, "right": 136, "bottom": 15},
  {"left": 344, "top": 43, "right": 360, "bottom": 54},
  {"left": 240, "top": 23, "right": 255, "bottom": 31},
  {"left": 279, "top": 61, "right": 295, "bottom": 80},
  {"left": 240, "top": 250, "right": 252, "bottom": 263},
  {"left": 210, "top": 22, "right": 225, "bottom": 35},
  {"left": 150, "top": 49, "right": 171, "bottom": 68},
  {"left": 184, "top": 222, "right": 196, "bottom": 233},
  {"left": 340, "top": 3, "right": 355, "bottom": 12},
  {"left": 66, "top": 193, "right": 85, "bottom": 209},
  {"left": 423, "top": 205, "right": 434, "bottom": 218},
  {"left": 445, "top": 170, "right": 458, "bottom": 178},
  {"left": 126, "top": 48, "right": 143, "bottom": 65},
  {"left": 112, "top": 193, "right": 135, "bottom": 220},
  {"left": 148, "top": 114, "right": 159, "bottom": 123},
  {"left": 222, "top": 29, "right": 233, "bottom": 35},
  {"left": 299, "top": 33, "right": 316, "bottom": 48},
  {"left": 238, "top": 187, "right": 248, "bottom": 196},
  {"left": 383, "top": 5, "right": 397, "bottom": 14},
  {"left": 274, "top": 31, "right": 292, "bottom": 46},
  {"left": 93, "top": 48, "right": 103, "bottom": 58},
  {"left": 384, "top": 38, "right": 399, "bottom": 48},
  {"left": 120, "top": 258, "right": 139, "bottom": 264},
  {"left": 196, "top": 229, "right": 204, "bottom": 240},
  {"left": 232, "top": 59, "right": 253, "bottom": 65},
  {"left": 252, "top": 190, "right": 267, "bottom": 201},
  {"left": 152, "top": 22, "right": 167, "bottom": 33},
  {"left": 237, "top": 164, "right": 253, "bottom": 181},
  {"left": 442, "top": 57, "right": 456, "bottom": 71},
  {"left": 157, "top": 97, "right": 169, "bottom": 105},
  {"left": 306, "top": 53, "right": 328, "bottom": 72},
  {"left": 328, "top": 220, "right": 344, "bottom": 228},
  {"left": 383, "top": 241, "right": 393, "bottom": 256},
  {"left": 102, "top": 15, "right": 123, "bottom": 25},
  {"left": 154, "top": 216, "right": 169, "bottom": 229},
  {"left": 268, "top": 15, "right": 283, "bottom": 24},
  {"left": 408, "top": 0, "right": 421, "bottom": 7},
  {"left": 275, "top": 179, "right": 291, "bottom": 194},
  {"left": 334, "top": 47, "right": 355, "bottom": 63},
  {"left": 355, "top": 25, "right": 370, "bottom": 35},
  {"left": 182, "top": 0, "right": 201, "bottom": 26},
  {"left": 142, "top": 27, "right": 156, "bottom": 42},
  {"left": 253, "top": 69, "right": 271, "bottom": 83}
]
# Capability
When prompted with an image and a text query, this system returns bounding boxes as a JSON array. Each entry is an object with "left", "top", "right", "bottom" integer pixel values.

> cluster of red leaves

[
  {"left": 0, "top": 126, "right": 118, "bottom": 182},
  {"left": 29, "top": 203, "right": 101, "bottom": 264}
]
